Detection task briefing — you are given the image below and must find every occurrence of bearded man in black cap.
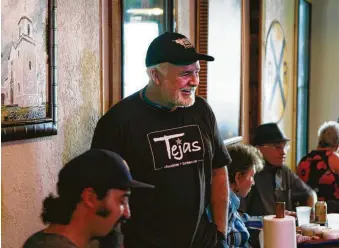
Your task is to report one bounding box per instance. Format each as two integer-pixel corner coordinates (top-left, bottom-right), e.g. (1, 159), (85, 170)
(240, 123), (317, 216)
(92, 32), (231, 248)
(22, 149), (154, 248)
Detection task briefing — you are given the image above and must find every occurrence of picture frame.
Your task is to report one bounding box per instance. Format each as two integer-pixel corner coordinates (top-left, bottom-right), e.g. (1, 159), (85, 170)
(1, 0), (57, 142)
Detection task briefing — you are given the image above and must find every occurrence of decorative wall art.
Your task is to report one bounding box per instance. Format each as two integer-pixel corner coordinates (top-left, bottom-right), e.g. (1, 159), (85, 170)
(1, 0), (57, 142)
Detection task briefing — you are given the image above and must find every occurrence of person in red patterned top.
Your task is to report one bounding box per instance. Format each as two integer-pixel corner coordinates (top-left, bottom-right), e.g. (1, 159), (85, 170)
(297, 121), (339, 212)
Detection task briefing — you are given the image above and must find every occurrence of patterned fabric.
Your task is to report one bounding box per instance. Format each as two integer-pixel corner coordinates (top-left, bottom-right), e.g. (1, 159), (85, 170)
(297, 149), (339, 201)
(227, 190), (263, 248)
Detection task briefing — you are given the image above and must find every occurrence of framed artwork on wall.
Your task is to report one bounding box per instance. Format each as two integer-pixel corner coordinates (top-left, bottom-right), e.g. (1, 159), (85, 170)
(1, 0), (57, 142)
(260, 0), (297, 170)
(262, 20), (288, 123)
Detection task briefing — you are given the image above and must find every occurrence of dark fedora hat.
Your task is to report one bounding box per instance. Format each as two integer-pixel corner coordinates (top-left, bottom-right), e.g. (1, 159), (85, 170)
(253, 123), (290, 146)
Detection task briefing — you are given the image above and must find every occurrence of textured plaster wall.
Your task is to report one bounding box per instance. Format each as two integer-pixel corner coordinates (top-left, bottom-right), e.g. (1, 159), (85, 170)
(1, 1), (101, 247)
(308, 0), (339, 149)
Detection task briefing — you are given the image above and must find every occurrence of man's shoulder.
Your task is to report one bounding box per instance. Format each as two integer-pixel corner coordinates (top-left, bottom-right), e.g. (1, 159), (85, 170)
(281, 164), (300, 176)
(22, 231), (43, 247)
(281, 164), (311, 188)
(100, 92), (140, 120)
(280, 165), (299, 179)
(23, 231), (77, 248)
(194, 95), (209, 107)
(108, 91), (140, 112)
(254, 166), (272, 177)
(253, 171), (271, 188)
(282, 164), (293, 171)
(192, 96), (215, 116)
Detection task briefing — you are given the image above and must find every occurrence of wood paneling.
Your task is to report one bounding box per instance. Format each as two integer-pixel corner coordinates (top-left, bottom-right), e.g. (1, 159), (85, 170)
(196, 0), (209, 99)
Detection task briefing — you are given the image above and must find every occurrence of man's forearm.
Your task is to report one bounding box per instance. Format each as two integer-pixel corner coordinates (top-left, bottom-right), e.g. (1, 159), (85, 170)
(307, 190), (317, 208)
(307, 190), (317, 221)
(211, 166), (229, 234)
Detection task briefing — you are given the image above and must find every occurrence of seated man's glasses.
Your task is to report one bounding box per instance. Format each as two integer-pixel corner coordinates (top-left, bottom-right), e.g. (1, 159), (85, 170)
(262, 143), (290, 151)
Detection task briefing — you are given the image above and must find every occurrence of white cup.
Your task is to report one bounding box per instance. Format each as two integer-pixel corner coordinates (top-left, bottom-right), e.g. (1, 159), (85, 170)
(296, 206), (311, 226)
(327, 213), (339, 228)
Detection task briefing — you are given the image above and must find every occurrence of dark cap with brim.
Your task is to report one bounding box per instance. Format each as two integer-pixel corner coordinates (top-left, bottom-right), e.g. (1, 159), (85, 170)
(119, 179), (155, 189)
(253, 123), (290, 146)
(145, 32), (214, 67)
(57, 149), (154, 197)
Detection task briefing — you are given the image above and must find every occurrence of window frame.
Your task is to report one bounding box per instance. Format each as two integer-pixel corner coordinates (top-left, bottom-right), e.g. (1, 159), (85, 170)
(196, 0), (249, 143)
(100, 0), (175, 114)
(295, 0), (312, 166)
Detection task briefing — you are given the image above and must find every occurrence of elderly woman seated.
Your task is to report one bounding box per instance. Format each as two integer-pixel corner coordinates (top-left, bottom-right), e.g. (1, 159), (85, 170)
(297, 121), (339, 213)
(226, 144), (264, 248)
(226, 144), (319, 248)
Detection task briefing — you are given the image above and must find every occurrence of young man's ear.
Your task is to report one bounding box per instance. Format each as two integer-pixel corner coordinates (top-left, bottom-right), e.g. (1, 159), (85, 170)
(81, 188), (98, 208)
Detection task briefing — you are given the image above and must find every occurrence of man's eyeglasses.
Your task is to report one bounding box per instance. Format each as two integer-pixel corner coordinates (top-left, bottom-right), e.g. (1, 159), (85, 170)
(261, 143), (290, 151)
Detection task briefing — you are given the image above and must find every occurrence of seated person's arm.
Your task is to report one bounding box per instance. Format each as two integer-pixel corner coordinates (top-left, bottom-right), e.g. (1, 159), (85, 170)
(327, 153), (339, 212)
(290, 170), (317, 208)
(329, 152), (339, 174)
(307, 190), (318, 209)
(227, 208), (250, 248)
(239, 212), (263, 229)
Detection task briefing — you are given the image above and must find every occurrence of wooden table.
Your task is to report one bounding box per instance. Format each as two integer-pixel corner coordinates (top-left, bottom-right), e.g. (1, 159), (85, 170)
(297, 239), (339, 247)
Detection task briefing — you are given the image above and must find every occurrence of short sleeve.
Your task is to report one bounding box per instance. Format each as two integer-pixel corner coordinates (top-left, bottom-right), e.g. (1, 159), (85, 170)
(289, 169), (313, 198)
(91, 110), (124, 156)
(212, 120), (232, 169)
(205, 101), (231, 169)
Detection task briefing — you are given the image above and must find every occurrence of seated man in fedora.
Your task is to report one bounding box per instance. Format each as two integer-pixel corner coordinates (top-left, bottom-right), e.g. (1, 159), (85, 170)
(240, 123), (317, 216)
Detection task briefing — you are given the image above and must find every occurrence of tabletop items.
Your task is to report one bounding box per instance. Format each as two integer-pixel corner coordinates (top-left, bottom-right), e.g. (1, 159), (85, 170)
(263, 215), (297, 248)
(263, 202), (297, 248)
(315, 201), (327, 226)
(260, 202), (339, 247)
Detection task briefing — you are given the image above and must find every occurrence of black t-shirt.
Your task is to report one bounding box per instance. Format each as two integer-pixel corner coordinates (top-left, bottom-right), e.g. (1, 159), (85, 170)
(92, 91), (231, 248)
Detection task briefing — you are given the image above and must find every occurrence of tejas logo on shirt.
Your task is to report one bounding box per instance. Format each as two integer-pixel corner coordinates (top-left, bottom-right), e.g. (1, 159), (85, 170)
(147, 125), (205, 170)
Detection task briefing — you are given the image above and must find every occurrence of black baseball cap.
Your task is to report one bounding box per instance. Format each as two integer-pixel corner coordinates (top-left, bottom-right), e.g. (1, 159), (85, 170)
(253, 123), (290, 146)
(57, 149), (154, 198)
(145, 32), (214, 67)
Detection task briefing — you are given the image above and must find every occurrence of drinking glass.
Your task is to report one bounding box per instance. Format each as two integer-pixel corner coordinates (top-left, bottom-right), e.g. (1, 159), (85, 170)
(296, 206), (311, 226)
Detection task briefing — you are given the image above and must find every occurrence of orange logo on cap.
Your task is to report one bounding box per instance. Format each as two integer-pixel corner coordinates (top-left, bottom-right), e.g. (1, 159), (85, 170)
(172, 38), (193, 49)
